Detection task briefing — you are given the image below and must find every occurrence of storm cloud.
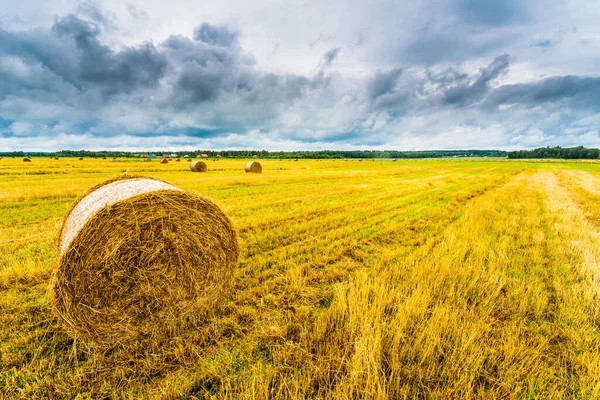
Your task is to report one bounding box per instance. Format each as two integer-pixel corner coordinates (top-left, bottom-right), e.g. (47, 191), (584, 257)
(0, 0), (599, 151)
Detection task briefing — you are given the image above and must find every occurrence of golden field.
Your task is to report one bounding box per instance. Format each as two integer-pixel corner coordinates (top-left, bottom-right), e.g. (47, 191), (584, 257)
(2, 157), (600, 399)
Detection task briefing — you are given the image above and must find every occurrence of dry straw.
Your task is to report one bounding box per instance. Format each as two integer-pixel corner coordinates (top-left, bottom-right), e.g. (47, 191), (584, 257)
(190, 161), (207, 172)
(49, 175), (239, 347)
(160, 158), (168, 164)
(23, 157), (31, 162)
(245, 161), (262, 173)
(78, 157), (84, 160)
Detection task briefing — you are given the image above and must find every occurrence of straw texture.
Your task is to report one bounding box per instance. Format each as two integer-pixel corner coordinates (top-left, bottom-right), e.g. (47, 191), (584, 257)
(50, 175), (239, 347)
(244, 161), (262, 173)
(190, 161), (207, 172)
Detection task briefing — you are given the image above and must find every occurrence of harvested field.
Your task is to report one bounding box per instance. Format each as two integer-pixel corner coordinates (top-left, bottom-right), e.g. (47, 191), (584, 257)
(3, 158), (600, 398)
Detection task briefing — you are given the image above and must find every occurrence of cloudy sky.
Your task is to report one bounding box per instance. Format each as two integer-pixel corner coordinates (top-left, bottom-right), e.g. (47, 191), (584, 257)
(0, 0), (599, 151)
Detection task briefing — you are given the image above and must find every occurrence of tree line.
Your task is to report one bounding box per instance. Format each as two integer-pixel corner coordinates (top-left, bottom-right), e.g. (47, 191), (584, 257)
(5, 147), (600, 159)
(0, 149), (507, 159)
(507, 146), (600, 159)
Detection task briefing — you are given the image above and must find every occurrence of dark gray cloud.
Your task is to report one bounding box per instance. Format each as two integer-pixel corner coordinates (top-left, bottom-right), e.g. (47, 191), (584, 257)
(484, 75), (600, 111)
(442, 54), (512, 106)
(0, 3), (599, 151)
(193, 22), (238, 48)
(322, 47), (340, 67)
(52, 14), (167, 93)
(403, 22), (516, 65)
(0, 14), (166, 97)
(367, 68), (402, 99)
(454, 0), (526, 26)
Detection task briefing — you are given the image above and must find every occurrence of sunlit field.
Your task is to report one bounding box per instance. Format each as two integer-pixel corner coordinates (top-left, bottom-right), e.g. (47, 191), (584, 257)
(3, 157), (600, 398)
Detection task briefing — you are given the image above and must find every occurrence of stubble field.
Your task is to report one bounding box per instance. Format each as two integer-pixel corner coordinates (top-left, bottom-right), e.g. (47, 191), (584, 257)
(2, 157), (600, 399)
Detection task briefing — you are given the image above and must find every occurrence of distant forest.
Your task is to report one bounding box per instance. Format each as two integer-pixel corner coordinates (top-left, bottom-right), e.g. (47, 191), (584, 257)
(507, 146), (600, 159)
(4, 147), (599, 159)
(0, 149), (507, 159)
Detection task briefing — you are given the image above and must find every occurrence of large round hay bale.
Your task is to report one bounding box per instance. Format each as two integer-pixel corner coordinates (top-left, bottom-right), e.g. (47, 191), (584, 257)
(190, 161), (207, 172)
(49, 175), (239, 347)
(176, 158), (181, 162)
(245, 161), (262, 173)
(23, 157), (31, 162)
(78, 157), (83, 160)
(160, 158), (168, 164)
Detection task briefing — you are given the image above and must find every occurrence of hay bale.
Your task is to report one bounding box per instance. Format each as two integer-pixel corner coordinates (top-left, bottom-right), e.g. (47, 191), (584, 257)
(190, 161), (207, 172)
(54, 157), (59, 160)
(392, 159), (397, 162)
(176, 158), (181, 162)
(245, 161), (262, 173)
(23, 157), (31, 162)
(160, 158), (168, 164)
(78, 157), (84, 160)
(49, 175), (239, 347)
(187, 158), (192, 162)
(102, 157), (107, 160)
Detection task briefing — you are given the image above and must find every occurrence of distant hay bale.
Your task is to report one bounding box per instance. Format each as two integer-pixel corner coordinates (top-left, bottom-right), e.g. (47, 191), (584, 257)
(78, 157), (83, 160)
(245, 161), (262, 173)
(294, 159), (298, 161)
(392, 159), (397, 162)
(190, 161), (207, 172)
(176, 158), (181, 162)
(187, 158), (192, 162)
(144, 158), (151, 162)
(102, 157), (107, 160)
(358, 159), (363, 162)
(54, 157), (59, 160)
(160, 158), (168, 164)
(49, 175), (239, 347)
(23, 157), (31, 162)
